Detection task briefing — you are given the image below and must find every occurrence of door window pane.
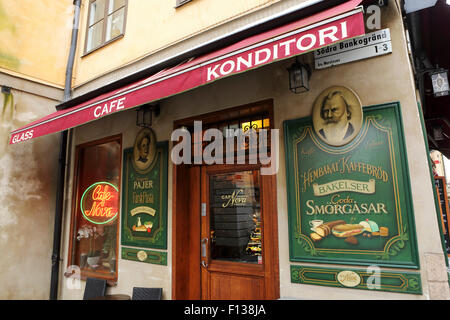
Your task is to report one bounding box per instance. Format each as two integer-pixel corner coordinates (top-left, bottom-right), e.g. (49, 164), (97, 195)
(209, 171), (262, 263)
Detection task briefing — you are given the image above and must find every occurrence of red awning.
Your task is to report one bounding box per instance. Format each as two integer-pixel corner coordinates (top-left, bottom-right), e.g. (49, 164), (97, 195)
(10, 0), (364, 144)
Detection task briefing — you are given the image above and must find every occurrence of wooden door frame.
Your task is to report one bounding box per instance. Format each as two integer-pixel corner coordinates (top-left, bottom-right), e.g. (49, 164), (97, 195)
(172, 164), (202, 299)
(171, 100), (279, 300)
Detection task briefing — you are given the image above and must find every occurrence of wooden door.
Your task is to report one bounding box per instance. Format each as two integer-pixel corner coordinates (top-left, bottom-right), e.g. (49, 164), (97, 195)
(200, 164), (279, 300)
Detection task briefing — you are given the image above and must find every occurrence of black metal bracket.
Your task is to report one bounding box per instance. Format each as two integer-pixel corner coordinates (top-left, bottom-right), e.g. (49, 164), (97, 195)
(1, 86), (11, 94)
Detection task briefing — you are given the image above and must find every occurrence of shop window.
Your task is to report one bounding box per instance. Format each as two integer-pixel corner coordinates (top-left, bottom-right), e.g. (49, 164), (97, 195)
(85, 0), (128, 54)
(67, 135), (122, 282)
(175, 0), (193, 8)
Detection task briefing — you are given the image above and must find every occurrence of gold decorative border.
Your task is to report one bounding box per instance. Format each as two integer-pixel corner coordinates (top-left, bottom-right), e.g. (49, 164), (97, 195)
(291, 265), (422, 294)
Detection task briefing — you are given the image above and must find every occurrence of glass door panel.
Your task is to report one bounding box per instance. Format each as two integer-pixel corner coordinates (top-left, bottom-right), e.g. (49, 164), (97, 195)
(209, 170), (262, 264)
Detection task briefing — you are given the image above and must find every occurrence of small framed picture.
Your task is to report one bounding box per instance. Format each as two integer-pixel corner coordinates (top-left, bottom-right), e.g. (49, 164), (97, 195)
(132, 127), (157, 173)
(312, 86), (363, 147)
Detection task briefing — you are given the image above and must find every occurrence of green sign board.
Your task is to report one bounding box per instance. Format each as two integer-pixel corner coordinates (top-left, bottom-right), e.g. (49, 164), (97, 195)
(284, 103), (419, 268)
(291, 265), (422, 294)
(121, 247), (167, 266)
(121, 141), (168, 249)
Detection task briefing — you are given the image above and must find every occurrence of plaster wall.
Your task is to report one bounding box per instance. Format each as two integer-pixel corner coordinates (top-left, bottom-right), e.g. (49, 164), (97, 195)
(0, 84), (60, 299)
(59, 4), (449, 300)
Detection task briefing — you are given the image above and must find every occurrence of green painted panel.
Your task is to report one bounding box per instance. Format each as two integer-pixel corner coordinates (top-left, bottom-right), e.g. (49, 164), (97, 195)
(121, 247), (167, 266)
(121, 141), (168, 249)
(284, 103), (419, 268)
(291, 265), (422, 295)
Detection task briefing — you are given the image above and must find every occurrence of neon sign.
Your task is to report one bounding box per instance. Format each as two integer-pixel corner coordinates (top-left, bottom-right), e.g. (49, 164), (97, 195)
(81, 182), (119, 225)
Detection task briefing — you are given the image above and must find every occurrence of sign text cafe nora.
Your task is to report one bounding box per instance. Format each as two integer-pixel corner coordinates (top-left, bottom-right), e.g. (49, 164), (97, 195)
(9, 8), (365, 145)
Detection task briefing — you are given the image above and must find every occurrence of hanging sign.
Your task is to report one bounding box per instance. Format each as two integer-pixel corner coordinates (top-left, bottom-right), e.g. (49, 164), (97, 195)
(314, 28), (392, 69)
(80, 182), (119, 225)
(284, 88), (419, 268)
(121, 141), (168, 249)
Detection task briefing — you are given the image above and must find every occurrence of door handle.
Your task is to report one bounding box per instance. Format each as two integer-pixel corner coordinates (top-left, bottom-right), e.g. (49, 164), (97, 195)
(201, 237), (208, 268)
(201, 203), (206, 217)
(201, 237), (208, 258)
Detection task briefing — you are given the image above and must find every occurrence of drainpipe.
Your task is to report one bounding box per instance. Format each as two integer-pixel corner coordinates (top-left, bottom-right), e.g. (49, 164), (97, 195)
(64, 0), (82, 101)
(50, 0), (81, 300)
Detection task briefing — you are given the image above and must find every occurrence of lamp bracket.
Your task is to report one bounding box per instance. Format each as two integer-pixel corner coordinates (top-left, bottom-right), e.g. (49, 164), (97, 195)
(1, 86), (11, 94)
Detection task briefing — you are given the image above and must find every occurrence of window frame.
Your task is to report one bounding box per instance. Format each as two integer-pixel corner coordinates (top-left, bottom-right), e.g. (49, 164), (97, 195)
(173, 99), (274, 164)
(83, 0), (128, 56)
(66, 134), (123, 284)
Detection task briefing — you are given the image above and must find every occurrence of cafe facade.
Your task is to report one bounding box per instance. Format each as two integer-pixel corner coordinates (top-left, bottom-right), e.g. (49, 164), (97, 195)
(9, 0), (450, 299)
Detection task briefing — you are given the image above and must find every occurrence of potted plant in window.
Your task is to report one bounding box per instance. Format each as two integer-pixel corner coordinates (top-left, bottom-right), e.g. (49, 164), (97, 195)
(77, 224), (104, 268)
(101, 225), (117, 273)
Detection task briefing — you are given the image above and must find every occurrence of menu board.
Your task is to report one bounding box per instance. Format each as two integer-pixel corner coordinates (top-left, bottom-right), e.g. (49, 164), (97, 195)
(435, 176), (450, 256)
(284, 103), (419, 268)
(121, 142), (168, 249)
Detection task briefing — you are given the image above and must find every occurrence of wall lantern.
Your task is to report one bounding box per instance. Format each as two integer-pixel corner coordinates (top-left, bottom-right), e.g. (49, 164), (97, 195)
(136, 104), (160, 127)
(430, 69), (449, 97)
(287, 58), (311, 94)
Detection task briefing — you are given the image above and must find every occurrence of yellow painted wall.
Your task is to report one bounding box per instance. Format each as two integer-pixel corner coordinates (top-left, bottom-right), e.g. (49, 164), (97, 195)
(0, 0), (73, 88)
(74, 0), (284, 87)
